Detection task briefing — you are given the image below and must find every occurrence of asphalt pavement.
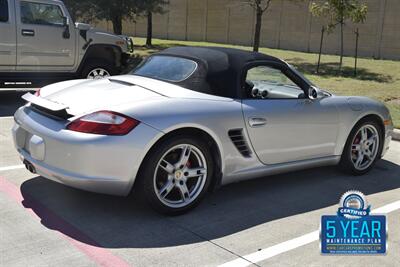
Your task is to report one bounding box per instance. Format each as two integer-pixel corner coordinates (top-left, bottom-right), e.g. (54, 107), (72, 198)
(1, 91), (399, 267)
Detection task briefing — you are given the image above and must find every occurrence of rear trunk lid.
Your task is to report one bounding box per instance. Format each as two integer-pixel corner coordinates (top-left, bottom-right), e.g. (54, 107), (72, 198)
(25, 75), (232, 118)
(36, 77), (165, 116)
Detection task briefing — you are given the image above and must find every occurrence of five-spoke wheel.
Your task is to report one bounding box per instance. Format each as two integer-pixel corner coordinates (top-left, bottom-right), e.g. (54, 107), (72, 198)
(340, 120), (382, 175)
(154, 144), (208, 208)
(140, 136), (213, 215)
(350, 125), (380, 171)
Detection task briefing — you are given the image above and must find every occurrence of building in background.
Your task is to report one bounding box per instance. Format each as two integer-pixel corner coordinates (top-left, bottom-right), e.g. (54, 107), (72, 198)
(95, 0), (399, 60)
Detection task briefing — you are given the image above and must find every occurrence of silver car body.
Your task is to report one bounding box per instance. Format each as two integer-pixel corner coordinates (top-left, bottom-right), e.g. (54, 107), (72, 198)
(12, 71), (394, 196)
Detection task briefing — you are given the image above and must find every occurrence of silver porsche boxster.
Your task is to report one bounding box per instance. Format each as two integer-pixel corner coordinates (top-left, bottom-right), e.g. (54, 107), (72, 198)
(12, 47), (394, 214)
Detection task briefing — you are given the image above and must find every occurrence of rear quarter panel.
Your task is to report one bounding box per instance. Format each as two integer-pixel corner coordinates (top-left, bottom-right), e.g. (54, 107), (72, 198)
(114, 98), (264, 180)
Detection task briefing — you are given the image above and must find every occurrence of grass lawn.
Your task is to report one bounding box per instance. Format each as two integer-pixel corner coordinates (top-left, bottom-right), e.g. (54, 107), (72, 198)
(131, 37), (400, 128)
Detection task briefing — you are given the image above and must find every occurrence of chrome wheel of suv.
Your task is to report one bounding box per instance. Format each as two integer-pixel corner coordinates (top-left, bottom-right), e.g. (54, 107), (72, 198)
(87, 68), (111, 79)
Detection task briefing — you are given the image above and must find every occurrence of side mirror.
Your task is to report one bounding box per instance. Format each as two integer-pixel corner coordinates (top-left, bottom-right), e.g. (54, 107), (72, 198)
(307, 86), (318, 100)
(62, 16), (69, 26)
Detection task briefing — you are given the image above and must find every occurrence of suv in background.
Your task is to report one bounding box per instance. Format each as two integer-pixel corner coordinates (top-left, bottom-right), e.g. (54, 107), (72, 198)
(0, 0), (133, 88)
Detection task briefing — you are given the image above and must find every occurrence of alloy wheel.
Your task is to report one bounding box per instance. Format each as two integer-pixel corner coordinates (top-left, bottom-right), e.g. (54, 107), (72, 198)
(153, 144), (208, 208)
(350, 124), (380, 171)
(87, 68), (111, 79)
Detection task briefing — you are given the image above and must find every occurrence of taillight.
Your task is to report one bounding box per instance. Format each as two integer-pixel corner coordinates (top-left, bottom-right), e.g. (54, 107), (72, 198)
(67, 111), (140, 135)
(34, 89), (41, 96)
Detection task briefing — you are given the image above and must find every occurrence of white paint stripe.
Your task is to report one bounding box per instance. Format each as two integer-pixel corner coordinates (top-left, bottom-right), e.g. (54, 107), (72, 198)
(0, 116), (14, 119)
(219, 231), (319, 267)
(0, 165), (25, 172)
(219, 200), (400, 267)
(372, 200), (400, 214)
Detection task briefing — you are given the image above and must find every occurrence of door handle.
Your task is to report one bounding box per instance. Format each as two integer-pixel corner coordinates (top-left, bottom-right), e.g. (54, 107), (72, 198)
(21, 29), (35, 36)
(249, 117), (267, 127)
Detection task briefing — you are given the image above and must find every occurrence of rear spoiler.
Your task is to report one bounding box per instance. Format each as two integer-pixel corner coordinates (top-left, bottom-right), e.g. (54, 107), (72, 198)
(22, 93), (68, 111)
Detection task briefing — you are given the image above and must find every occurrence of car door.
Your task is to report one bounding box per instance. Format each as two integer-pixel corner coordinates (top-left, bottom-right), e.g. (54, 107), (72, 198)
(241, 63), (339, 165)
(16, 0), (75, 71)
(0, 0), (17, 71)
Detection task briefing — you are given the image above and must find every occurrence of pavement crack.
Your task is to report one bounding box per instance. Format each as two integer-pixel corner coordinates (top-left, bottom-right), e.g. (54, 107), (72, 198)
(168, 219), (261, 267)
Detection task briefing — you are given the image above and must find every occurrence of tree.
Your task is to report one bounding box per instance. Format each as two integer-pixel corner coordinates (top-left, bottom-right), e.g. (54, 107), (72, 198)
(63, 0), (97, 23)
(310, 0), (367, 71)
(64, 0), (139, 35)
(240, 1), (302, 52)
(92, 0), (139, 35)
(240, 0), (272, 52)
(137, 0), (168, 47)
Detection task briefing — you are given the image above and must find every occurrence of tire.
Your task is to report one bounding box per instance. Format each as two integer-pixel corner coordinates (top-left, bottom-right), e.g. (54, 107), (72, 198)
(138, 135), (214, 215)
(339, 119), (383, 175)
(81, 59), (118, 79)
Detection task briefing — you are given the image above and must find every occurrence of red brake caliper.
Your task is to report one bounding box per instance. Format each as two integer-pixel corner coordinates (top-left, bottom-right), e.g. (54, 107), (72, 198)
(186, 160), (191, 168)
(352, 135), (361, 159)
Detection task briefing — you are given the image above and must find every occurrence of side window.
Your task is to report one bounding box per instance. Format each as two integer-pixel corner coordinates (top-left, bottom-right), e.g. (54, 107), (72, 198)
(0, 0), (8, 22)
(20, 1), (64, 26)
(245, 65), (304, 99)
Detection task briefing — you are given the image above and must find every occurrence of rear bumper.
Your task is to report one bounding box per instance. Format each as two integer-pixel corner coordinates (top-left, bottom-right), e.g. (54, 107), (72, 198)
(18, 149), (132, 195)
(12, 106), (162, 196)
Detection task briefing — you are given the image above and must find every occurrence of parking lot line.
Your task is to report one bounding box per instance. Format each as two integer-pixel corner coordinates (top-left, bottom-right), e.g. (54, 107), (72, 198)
(0, 165), (25, 172)
(372, 200), (400, 214)
(219, 200), (400, 267)
(0, 176), (131, 267)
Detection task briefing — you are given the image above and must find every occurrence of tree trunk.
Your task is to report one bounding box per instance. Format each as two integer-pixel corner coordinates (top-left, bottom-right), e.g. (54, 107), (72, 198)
(253, 8), (262, 52)
(146, 11), (153, 47)
(112, 14), (123, 35)
(317, 26), (325, 74)
(339, 21), (344, 72)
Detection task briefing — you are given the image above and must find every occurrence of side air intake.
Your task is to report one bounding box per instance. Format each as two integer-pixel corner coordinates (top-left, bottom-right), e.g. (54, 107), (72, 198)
(228, 129), (252, 157)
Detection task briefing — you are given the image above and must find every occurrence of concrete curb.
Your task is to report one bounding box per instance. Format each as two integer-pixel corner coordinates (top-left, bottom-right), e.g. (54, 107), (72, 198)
(393, 129), (400, 141)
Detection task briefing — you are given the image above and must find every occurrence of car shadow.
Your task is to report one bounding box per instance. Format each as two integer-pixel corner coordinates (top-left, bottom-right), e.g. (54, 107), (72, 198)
(20, 159), (400, 249)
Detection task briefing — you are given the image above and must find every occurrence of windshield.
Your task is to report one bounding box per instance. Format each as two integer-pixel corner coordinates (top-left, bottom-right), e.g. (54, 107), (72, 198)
(131, 55), (198, 82)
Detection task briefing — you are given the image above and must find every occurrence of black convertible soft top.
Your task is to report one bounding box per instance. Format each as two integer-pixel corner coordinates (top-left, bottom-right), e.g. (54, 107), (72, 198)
(155, 46), (284, 98)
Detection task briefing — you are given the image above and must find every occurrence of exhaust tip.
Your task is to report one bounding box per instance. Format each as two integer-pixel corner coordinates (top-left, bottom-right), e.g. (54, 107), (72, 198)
(23, 160), (36, 174)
